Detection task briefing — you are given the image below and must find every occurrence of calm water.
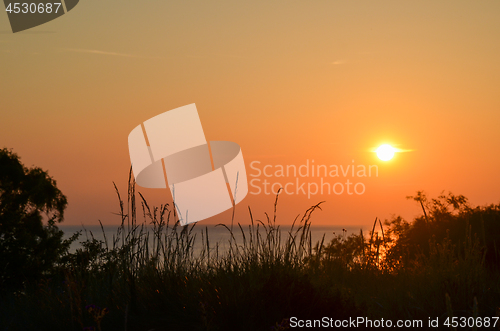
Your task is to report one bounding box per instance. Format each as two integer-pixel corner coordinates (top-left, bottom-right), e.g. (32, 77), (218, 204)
(61, 224), (369, 256)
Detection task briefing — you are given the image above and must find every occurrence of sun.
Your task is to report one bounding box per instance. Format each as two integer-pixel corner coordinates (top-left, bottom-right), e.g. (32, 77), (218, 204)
(376, 144), (396, 161)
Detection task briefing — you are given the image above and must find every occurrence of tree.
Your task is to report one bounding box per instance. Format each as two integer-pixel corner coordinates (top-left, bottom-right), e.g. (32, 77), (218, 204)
(0, 148), (75, 291)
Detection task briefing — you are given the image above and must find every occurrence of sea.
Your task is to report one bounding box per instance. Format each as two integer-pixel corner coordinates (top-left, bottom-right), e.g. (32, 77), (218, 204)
(60, 224), (370, 256)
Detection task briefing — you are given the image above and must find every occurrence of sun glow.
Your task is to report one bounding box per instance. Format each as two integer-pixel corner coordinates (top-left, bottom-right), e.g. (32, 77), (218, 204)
(376, 144), (396, 161)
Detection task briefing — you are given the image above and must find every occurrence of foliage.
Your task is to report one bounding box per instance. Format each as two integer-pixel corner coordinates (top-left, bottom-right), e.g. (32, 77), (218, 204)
(0, 165), (499, 330)
(0, 148), (78, 291)
(317, 191), (500, 321)
(392, 191), (500, 269)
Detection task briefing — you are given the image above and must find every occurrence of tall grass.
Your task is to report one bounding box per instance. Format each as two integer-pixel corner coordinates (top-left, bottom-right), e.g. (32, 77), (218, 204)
(1, 176), (499, 331)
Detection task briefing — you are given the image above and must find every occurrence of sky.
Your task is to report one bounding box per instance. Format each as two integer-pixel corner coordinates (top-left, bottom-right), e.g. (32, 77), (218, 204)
(1, 0), (500, 227)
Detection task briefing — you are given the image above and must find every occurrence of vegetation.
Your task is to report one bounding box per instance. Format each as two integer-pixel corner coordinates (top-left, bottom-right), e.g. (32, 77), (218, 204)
(0, 148), (78, 291)
(0, 150), (499, 330)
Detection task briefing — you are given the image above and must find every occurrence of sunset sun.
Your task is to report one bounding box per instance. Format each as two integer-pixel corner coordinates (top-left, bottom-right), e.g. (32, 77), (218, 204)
(376, 144), (396, 161)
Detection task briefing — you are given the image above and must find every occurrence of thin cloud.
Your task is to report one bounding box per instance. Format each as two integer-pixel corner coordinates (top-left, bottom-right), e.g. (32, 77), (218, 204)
(331, 60), (346, 65)
(63, 48), (164, 59)
(247, 154), (289, 159)
(186, 53), (250, 59)
(368, 146), (414, 153)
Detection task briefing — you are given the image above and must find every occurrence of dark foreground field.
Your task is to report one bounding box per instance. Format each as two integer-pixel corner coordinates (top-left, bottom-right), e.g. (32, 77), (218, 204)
(1, 181), (500, 331)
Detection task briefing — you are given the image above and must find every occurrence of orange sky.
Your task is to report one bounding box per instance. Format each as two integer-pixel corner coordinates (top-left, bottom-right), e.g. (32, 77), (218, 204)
(1, 1), (500, 227)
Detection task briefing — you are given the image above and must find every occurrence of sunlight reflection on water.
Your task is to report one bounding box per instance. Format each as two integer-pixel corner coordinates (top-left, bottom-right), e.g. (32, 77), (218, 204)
(61, 224), (369, 256)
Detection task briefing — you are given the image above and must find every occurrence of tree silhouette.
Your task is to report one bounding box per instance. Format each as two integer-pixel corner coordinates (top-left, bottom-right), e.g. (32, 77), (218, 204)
(0, 148), (75, 291)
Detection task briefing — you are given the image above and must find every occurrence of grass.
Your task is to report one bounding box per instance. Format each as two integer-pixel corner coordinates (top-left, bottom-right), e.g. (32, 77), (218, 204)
(1, 175), (500, 331)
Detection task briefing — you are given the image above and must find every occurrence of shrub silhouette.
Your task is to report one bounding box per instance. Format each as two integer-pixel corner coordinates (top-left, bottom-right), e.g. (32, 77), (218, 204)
(386, 191), (500, 270)
(0, 148), (77, 291)
(0, 164), (498, 329)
